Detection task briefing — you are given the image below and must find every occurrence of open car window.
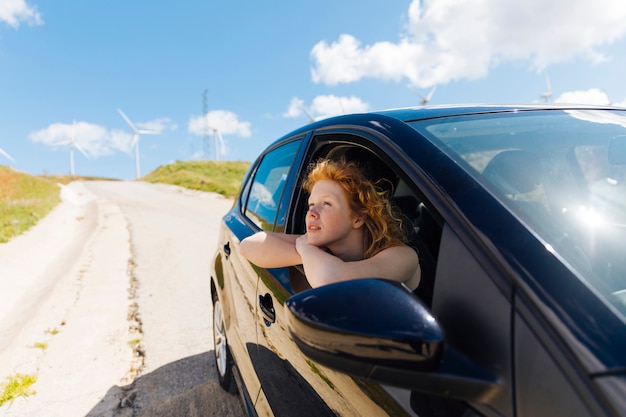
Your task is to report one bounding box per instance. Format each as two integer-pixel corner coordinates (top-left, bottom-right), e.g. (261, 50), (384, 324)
(292, 140), (443, 305)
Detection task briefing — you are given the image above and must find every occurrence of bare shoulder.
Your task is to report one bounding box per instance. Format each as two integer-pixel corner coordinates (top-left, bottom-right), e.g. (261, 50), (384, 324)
(375, 243), (418, 260)
(372, 244), (421, 290)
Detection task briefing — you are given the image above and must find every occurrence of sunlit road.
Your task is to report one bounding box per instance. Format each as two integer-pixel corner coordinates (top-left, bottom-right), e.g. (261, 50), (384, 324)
(0, 181), (244, 416)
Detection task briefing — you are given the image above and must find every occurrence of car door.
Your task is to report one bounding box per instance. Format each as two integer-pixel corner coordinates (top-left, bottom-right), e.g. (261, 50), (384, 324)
(221, 138), (304, 415)
(254, 132), (421, 416)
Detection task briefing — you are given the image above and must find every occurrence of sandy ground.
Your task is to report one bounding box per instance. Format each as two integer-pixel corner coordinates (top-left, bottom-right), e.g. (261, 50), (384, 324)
(0, 181), (244, 416)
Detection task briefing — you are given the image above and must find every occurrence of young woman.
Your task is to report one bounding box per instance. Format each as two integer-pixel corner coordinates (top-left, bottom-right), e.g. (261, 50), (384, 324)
(239, 158), (421, 291)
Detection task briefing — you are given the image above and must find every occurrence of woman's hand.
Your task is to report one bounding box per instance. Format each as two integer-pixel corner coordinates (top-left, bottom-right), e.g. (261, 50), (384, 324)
(295, 233), (313, 254)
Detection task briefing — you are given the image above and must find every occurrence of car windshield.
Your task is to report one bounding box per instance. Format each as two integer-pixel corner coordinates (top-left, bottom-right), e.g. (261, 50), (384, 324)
(410, 109), (626, 319)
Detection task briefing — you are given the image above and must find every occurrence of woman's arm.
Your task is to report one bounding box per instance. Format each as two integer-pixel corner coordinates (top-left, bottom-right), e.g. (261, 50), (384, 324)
(295, 234), (420, 289)
(239, 231), (303, 268)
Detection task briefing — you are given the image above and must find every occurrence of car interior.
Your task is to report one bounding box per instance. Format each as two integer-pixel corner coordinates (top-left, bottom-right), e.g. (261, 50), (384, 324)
(288, 143), (443, 307)
(455, 138), (626, 317)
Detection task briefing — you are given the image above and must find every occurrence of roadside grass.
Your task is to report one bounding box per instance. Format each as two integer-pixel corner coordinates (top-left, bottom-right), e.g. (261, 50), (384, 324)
(142, 160), (250, 198)
(128, 338), (141, 348)
(0, 161), (249, 244)
(0, 166), (62, 243)
(31, 342), (48, 350)
(0, 373), (37, 407)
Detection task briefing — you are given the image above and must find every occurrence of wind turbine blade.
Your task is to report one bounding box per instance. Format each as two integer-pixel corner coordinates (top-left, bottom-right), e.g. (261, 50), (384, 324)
(302, 106), (315, 123)
(416, 86), (437, 104)
(545, 72), (552, 92)
(137, 129), (159, 135)
(118, 108), (138, 132)
(73, 142), (90, 159)
(426, 86), (437, 101)
(131, 133), (139, 150)
(217, 131), (226, 155)
(0, 147), (16, 163)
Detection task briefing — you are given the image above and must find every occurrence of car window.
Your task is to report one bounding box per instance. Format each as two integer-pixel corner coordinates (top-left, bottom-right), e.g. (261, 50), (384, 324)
(244, 140), (301, 231)
(410, 110), (626, 319)
(299, 141), (444, 305)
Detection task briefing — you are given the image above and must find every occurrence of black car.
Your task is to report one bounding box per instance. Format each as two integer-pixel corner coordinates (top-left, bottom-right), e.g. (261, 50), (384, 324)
(210, 105), (626, 417)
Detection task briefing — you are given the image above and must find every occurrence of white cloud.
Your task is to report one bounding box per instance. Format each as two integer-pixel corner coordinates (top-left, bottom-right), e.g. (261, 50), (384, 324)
(136, 117), (177, 134)
(284, 95), (370, 121)
(283, 97), (306, 118)
(554, 88), (612, 106)
(29, 122), (134, 158)
(0, 0), (42, 28)
(188, 110), (251, 137)
(311, 95), (370, 120)
(311, 0), (626, 88)
(613, 99), (626, 108)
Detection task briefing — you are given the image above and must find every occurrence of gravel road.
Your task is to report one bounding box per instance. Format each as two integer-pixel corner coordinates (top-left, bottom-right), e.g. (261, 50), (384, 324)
(0, 181), (245, 417)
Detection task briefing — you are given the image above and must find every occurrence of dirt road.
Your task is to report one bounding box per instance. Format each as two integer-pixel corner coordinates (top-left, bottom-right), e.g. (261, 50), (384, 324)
(0, 181), (244, 416)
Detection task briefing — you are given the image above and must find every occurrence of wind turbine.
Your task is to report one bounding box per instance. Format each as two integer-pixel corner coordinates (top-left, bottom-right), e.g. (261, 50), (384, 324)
(301, 104), (316, 123)
(417, 86), (437, 105)
(209, 127), (226, 161)
(0, 147), (15, 164)
(540, 71), (553, 102)
(65, 121), (89, 176)
(118, 109), (159, 178)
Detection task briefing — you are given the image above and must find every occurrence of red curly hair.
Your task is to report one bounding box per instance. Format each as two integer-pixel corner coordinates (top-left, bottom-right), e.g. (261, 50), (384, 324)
(302, 158), (406, 258)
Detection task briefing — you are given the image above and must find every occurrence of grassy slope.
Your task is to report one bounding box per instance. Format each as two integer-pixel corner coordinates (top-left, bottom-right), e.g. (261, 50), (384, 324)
(142, 160), (250, 198)
(0, 166), (63, 243)
(0, 161), (249, 243)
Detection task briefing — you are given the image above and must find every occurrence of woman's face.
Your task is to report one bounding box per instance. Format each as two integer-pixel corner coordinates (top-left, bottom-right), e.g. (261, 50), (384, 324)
(306, 179), (363, 248)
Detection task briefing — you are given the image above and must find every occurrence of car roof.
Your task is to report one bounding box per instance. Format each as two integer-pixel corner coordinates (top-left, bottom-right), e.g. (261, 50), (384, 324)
(374, 103), (625, 121)
(281, 103), (625, 138)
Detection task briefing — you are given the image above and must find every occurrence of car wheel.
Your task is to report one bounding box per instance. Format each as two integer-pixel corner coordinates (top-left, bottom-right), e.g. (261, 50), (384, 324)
(213, 296), (236, 393)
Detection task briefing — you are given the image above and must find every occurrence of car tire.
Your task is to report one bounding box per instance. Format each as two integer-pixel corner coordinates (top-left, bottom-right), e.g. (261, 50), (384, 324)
(213, 296), (237, 394)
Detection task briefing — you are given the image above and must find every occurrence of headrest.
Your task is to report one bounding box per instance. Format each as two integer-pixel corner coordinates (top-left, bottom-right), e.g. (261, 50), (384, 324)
(483, 150), (542, 195)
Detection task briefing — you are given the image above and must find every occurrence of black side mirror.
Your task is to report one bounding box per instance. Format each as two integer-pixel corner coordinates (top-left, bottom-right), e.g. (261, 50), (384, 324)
(287, 279), (501, 404)
(286, 279), (444, 377)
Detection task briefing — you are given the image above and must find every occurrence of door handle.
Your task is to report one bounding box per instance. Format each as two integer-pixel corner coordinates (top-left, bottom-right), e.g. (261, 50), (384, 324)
(259, 293), (275, 326)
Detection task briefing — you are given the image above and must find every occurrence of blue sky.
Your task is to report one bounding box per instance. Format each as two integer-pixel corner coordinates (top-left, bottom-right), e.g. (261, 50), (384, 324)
(2, 0), (626, 180)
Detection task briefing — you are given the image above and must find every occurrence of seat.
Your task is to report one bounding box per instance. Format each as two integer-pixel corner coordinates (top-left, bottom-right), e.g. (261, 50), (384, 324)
(391, 195), (440, 307)
(483, 150), (543, 197)
(483, 149), (551, 221)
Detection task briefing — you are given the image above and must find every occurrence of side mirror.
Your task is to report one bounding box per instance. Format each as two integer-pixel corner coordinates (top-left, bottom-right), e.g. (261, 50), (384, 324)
(286, 279), (444, 376)
(286, 279), (501, 403)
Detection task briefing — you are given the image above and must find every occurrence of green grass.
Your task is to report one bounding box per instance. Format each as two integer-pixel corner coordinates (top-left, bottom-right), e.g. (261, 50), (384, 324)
(128, 338), (141, 348)
(142, 160), (250, 198)
(45, 328), (59, 335)
(31, 342), (48, 350)
(0, 166), (62, 243)
(0, 373), (37, 407)
(0, 161), (249, 244)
